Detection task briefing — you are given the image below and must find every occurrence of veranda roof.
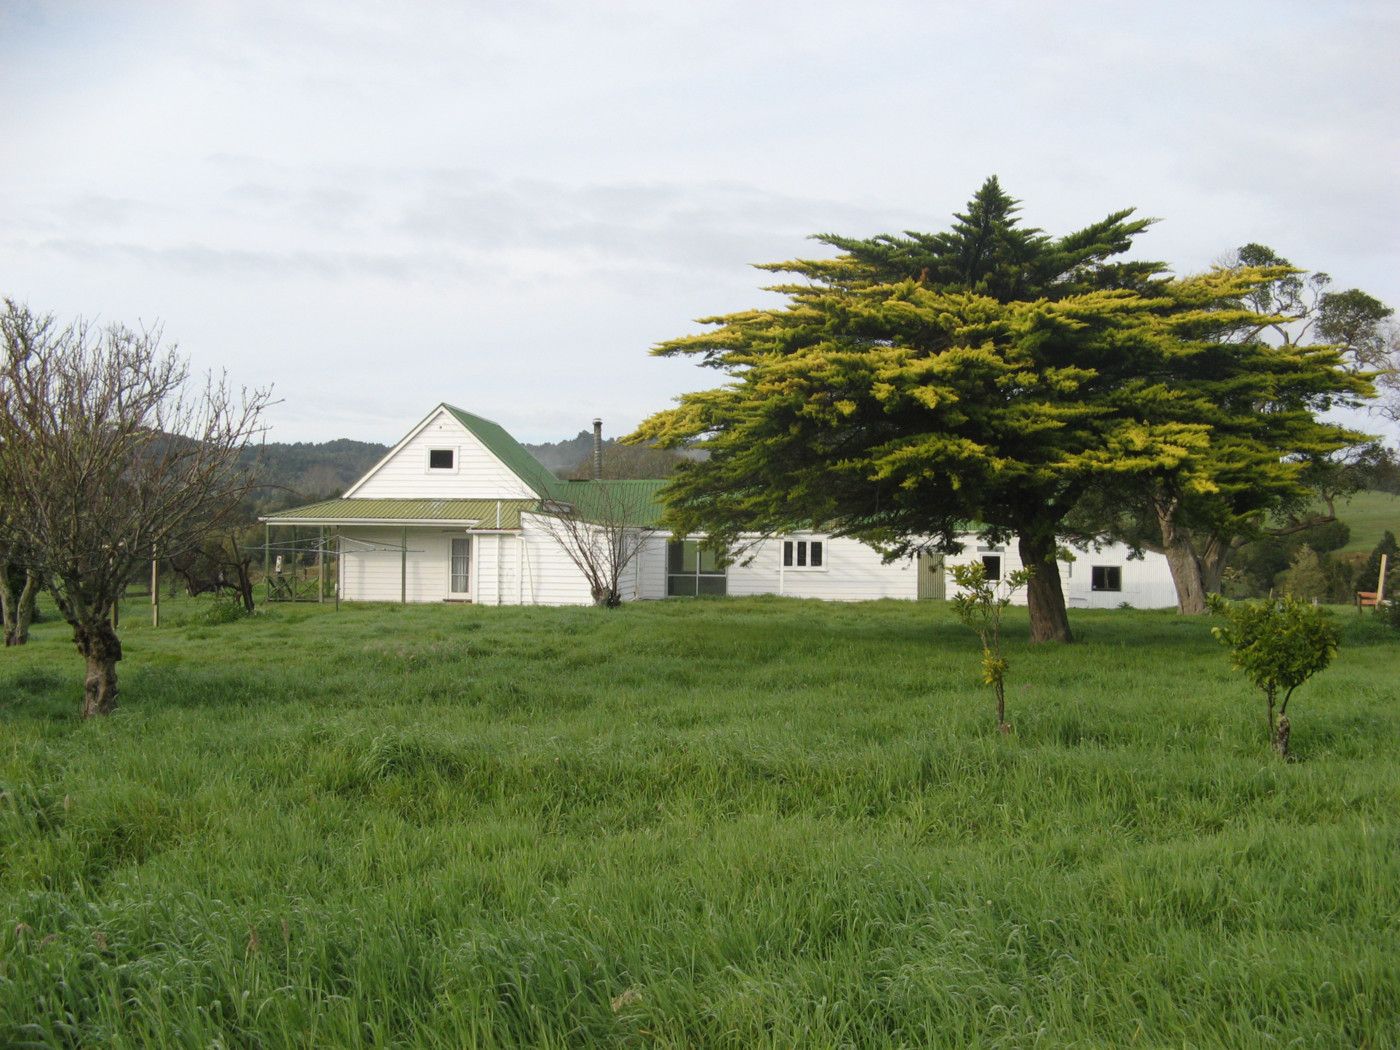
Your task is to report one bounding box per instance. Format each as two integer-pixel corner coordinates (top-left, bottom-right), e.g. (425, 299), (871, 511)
(261, 498), (538, 528)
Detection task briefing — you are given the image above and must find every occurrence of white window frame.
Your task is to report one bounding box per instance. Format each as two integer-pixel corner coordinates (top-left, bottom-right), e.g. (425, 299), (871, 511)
(426, 446), (460, 474)
(782, 538), (827, 572)
(447, 535), (473, 599)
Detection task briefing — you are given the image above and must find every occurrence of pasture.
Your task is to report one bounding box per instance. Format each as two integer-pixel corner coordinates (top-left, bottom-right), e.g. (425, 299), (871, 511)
(2, 597), (1397, 1048)
(1334, 489), (1400, 554)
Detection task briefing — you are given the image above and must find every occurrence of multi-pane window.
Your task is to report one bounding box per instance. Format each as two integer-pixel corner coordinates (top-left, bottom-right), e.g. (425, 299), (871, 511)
(782, 539), (824, 570)
(1091, 565), (1122, 592)
(428, 448), (455, 470)
(667, 541), (726, 596)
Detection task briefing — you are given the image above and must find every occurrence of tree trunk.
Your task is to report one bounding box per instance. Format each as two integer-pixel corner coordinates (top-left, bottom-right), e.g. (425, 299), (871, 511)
(1273, 714), (1291, 759)
(1, 569), (37, 646)
(234, 558), (255, 613)
(994, 677), (1009, 733)
(1017, 531), (1072, 643)
(1199, 533), (1234, 596)
(1154, 497), (1208, 615)
(73, 619), (122, 718)
(1163, 539), (1208, 614)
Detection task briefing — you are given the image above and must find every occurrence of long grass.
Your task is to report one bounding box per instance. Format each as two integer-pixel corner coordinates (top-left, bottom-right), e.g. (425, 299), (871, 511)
(2, 597), (1398, 1048)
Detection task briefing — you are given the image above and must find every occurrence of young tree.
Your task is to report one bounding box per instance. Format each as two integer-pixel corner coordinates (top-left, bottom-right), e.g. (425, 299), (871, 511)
(633, 180), (1328, 642)
(0, 300), (269, 717)
(950, 562), (1033, 732)
(1209, 594), (1339, 758)
(1279, 545), (1328, 602)
(531, 481), (661, 607)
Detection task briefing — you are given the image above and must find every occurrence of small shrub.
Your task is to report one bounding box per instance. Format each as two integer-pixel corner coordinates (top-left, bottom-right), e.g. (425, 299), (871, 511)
(201, 592), (252, 625)
(1381, 596), (1400, 633)
(950, 561), (1033, 733)
(1208, 594), (1339, 758)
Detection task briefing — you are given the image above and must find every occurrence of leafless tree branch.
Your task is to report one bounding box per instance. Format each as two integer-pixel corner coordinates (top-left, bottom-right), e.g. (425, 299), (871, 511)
(531, 485), (656, 607)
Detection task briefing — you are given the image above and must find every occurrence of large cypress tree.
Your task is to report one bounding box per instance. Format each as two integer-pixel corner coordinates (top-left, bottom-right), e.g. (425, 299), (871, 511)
(636, 179), (1271, 642)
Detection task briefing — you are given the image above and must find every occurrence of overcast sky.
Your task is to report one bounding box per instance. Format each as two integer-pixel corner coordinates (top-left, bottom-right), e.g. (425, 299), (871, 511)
(3, 0), (1397, 444)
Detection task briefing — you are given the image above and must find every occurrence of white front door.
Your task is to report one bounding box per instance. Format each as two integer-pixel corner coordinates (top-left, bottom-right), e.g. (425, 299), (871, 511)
(449, 537), (472, 599)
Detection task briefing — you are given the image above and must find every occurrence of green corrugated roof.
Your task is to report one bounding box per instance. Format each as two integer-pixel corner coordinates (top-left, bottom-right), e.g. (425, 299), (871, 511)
(553, 479), (669, 528)
(262, 498), (536, 528)
(440, 406), (670, 526)
(442, 405), (564, 499)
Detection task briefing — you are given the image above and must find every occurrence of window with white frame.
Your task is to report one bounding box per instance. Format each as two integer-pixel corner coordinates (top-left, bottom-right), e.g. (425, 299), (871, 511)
(427, 448), (456, 471)
(782, 538), (824, 570)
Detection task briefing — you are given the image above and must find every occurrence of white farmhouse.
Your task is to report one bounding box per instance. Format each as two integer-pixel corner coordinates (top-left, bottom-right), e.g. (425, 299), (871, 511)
(262, 404), (1178, 609)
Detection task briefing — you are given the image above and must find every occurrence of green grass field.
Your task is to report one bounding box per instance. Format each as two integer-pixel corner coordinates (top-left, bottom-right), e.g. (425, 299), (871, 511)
(2, 597), (1398, 1048)
(1336, 490), (1400, 554)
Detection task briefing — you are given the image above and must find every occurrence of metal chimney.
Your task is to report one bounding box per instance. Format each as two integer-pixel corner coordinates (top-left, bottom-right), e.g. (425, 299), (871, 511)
(592, 418), (603, 480)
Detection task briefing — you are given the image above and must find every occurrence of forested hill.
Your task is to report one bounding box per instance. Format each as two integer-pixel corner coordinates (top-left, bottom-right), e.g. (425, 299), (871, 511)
(242, 439), (389, 506)
(525, 431), (597, 474)
(244, 433), (685, 508)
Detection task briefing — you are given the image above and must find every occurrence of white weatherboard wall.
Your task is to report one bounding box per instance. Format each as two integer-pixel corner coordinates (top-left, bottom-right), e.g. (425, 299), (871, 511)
(635, 534), (669, 600)
(727, 536), (918, 601)
(473, 534), (523, 606)
(516, 517), (669, 605)
(944, 539), (1177, 610)
(519, 514), (600, 606)
(349, 409), (535, 500)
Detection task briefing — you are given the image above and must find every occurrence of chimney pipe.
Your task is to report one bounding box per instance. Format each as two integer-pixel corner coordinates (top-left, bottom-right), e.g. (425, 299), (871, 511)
(592, 418), (603, 480)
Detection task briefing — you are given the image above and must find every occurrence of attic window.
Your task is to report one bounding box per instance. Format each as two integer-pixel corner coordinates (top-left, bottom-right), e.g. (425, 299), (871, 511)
(428, 448), (455, 470)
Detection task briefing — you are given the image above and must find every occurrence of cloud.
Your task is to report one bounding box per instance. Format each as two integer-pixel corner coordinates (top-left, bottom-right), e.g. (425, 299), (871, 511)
(0, 0), (1395, 443)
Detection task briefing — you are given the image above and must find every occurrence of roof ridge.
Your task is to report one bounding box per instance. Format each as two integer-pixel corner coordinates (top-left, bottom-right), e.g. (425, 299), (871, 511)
(440, 404), (563, 499)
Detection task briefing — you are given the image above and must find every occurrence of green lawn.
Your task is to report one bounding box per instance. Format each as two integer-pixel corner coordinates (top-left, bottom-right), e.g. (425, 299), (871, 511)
(2, 597), (1398, 1048)
(1337, 489), (1400, 554)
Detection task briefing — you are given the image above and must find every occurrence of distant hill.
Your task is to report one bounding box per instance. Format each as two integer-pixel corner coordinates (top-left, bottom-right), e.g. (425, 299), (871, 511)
(243, 439), (388, 508)
(525, 432), (687, 479)
(524, 431), (598, 474)
(1334, 490), (1400, 554)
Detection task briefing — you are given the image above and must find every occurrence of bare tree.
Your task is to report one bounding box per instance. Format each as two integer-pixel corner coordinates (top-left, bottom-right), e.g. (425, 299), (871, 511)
(0, 300), (269, 716)
(168, 519), (260, 613)
(532, 483), (657, 607)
